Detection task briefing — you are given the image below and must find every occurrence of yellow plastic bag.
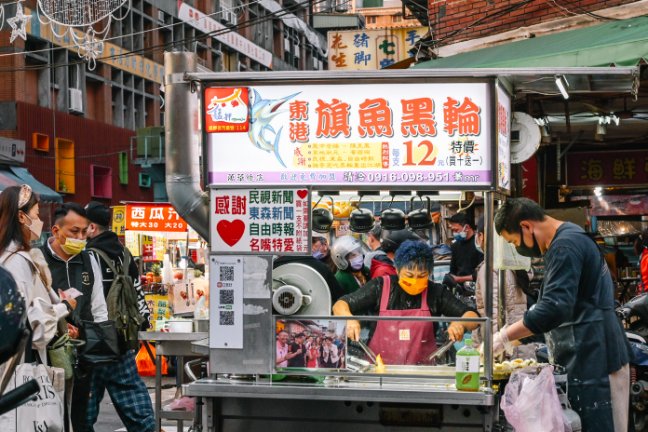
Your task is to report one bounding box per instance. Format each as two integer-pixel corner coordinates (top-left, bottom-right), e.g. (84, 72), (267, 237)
(136, 343), (168, 376)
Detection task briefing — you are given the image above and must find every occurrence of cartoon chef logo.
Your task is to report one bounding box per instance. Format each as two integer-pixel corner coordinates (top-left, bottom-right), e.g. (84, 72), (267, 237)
(204, 87), (250, 133)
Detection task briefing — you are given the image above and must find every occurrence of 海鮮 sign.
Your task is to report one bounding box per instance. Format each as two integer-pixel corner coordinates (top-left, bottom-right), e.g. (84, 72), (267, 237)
(209, 187), (311, 254)
(206, 82), (492, 188)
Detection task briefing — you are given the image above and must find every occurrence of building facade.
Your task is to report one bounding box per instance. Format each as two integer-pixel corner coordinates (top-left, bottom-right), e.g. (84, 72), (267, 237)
(0, 0), (325, 207)
(417, 0), (648, 207)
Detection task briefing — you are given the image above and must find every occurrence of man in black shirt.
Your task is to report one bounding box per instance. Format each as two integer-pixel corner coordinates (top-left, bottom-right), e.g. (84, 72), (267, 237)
(286, 333), (307, 367)
(445, 212), (483, 287)
(493, 198), (630, 431)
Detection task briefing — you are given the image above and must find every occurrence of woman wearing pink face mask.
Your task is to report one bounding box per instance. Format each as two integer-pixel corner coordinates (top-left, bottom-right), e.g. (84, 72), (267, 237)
(0, 185), (76, 363)
(333, 240), (479, 365)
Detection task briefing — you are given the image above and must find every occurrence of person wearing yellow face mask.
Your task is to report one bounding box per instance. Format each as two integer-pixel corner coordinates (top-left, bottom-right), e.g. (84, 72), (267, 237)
(41, 202), (108, 432)
(333, 240), (479, 365)
(42, 202), (108, 330)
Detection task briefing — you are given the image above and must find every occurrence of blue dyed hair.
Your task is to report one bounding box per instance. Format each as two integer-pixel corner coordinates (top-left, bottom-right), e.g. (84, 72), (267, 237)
(394, 240), (434, 273)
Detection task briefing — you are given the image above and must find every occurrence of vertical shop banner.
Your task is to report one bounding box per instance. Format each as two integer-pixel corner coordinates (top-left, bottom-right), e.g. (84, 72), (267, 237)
(124, 232), (140, 257)
(141, 235), (156, 262)
(210, 256), (244, 349)
(125, 203), (188, 232)
(209, 188), (311, 254)
(496, 85), (511, 192)
(112, 205), (126, 236)
(521, 157), (539, 202)
(206, 83), (492, 187)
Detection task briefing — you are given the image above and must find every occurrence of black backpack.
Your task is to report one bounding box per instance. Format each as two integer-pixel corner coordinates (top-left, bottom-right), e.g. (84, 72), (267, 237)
(90, 248), (144, 351)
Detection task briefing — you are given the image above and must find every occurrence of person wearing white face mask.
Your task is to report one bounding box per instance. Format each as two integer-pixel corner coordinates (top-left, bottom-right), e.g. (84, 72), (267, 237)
(331, 235), (369, 295)
(0, 185), (76, 364)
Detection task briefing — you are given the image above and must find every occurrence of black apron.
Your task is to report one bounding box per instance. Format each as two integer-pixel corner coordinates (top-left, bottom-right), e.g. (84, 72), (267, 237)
(543, 245), (622, 431)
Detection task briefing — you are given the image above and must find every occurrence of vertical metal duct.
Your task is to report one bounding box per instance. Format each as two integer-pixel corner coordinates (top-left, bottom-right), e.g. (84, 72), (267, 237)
(164, 51), (210, 240)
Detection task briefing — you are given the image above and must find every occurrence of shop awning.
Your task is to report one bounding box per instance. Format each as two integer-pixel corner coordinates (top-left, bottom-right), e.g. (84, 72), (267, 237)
(0, 167), (20, 189)
(0, 166), (62, 203)
(413, 15), (648, 69)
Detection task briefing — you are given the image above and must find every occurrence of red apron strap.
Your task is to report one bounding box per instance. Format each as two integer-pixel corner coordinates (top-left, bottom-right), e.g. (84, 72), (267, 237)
(379, 275), (391, 312)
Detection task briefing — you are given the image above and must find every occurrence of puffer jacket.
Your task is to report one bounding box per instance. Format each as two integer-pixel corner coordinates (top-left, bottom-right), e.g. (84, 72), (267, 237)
(369, 255), (397, 279)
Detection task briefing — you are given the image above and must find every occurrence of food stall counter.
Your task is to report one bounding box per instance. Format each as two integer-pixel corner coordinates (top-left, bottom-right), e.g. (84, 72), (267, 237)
(184, 376), (495, 406)
(184, 376), (495, 432)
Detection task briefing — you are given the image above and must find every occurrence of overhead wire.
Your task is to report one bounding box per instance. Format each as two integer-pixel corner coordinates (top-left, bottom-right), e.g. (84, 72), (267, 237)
(557, 0), (618, 21)
(0, 0), (331, 73)
(546, 0), (578, 17)
(0, 0), (270, 60)
(432, 0), (535, 45)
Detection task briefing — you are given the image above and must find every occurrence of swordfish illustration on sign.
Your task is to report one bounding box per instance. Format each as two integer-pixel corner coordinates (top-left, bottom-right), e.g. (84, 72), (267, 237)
(248, 89), (300, 167)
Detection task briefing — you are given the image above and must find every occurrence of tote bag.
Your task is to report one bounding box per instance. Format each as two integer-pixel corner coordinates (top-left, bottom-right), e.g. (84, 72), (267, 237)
(0, 363), (65, 432)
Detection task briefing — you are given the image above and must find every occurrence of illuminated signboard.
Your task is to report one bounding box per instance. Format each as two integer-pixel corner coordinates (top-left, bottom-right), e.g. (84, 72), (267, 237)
(125, 203), (188, 232)
(206, 82), (493, 188)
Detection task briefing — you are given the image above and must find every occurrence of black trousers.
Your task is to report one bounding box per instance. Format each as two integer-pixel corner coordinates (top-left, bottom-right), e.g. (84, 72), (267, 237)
(70, 363), (93, 432)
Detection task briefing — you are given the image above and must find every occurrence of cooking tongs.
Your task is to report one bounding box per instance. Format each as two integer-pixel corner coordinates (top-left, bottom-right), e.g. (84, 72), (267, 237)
(352, 339), (377, 364)
(426, 340), (454, 362)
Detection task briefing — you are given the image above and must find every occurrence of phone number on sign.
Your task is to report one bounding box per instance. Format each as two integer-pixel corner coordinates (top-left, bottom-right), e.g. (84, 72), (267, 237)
(358, 172), (477, 183)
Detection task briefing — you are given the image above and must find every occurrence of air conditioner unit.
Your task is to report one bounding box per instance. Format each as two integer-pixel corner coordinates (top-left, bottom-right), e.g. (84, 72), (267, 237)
(335, 0), (349, 12)
(294, 48), (300, 58)
(221, 10), (237, 26)
(312, 57), (318, 70)
(69, 88), (83, 114)
(284, 38), (290, 52)
(157, 10), (165, 23)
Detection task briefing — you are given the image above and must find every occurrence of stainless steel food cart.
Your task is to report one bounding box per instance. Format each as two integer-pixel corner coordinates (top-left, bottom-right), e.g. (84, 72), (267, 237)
(162, 51), (638, 431)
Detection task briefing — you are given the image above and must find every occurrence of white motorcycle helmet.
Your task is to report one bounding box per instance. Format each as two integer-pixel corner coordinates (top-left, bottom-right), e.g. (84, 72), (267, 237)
(331, 236), (366, 271)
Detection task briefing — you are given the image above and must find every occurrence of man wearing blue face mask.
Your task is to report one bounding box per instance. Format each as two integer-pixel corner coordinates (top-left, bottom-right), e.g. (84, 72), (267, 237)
(444, 212), (483, 288)
(311, 233), (337, 274)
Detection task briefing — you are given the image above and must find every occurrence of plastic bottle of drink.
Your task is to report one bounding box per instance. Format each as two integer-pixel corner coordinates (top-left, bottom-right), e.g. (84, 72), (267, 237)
(455, 338), (480, 391)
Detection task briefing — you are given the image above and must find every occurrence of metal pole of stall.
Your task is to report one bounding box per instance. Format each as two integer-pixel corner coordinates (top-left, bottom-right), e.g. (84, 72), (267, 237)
(498, 270), (507, 330)
(483, 192), (494, 386)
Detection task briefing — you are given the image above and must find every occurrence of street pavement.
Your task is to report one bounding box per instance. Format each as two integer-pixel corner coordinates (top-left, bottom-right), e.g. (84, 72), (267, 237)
(93, 376), (192, 432)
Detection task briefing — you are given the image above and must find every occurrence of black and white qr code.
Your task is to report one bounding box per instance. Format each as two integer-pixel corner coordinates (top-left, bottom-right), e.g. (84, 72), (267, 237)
(219, 289), (234, 305)
(219, 311), (234, 326)
(219, 265), (234, 281)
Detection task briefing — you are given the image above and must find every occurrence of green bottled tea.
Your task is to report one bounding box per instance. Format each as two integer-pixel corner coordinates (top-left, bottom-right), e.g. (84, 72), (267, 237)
(455, 338), (480, 391)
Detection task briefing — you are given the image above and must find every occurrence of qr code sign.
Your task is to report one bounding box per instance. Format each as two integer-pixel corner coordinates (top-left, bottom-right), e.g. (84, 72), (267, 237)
(219, 311), (234, 326)
(219, 289), (234, 305)
(220, 265), (234, 281)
